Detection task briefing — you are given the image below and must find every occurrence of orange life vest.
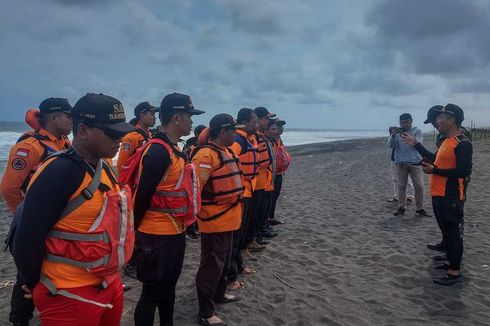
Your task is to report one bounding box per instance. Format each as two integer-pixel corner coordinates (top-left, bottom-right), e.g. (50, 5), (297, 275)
(431, 135), (469, 200)
(234, 130), (258, 181)
(119, 138), (200, 228)
(42, 158), (134, 289)
(25, 108), (41, 131)
(256, 133), (271, 169)
(192, 143), (244, 221)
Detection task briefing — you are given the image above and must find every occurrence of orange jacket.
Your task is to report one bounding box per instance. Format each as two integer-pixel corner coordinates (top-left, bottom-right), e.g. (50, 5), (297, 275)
(116, 124), (152, 174)
(255, 132), (272, 190)
(192, 142), (244, 233)
(265, 137), (276, 192)
(0, 128), (70, 213)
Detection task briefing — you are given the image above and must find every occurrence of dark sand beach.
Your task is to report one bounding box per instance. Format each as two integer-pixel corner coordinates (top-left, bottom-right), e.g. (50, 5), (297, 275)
(1, 136), (489, 326)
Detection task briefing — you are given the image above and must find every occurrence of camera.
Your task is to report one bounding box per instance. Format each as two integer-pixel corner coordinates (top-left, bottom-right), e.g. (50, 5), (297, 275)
(389, 126), (403, 134)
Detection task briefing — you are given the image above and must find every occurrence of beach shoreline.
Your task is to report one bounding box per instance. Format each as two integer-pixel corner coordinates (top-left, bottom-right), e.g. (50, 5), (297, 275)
(1, 136), (489, 325)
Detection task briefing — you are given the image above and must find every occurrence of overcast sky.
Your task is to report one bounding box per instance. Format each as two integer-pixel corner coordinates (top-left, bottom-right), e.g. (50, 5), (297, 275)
(1, 0), (490, 130)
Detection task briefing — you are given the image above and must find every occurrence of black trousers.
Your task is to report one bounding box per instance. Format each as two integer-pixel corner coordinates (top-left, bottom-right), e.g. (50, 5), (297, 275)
(196, 231), (233, 319)
(134, 232), (186, 326)
(228, 198), (253, 283)
(269, 174), (283, 220)
(254, 189), (272, 236)
(9, 272), (34, 325)
(432, 197), (464, 270)
(246, 190), (263, 243)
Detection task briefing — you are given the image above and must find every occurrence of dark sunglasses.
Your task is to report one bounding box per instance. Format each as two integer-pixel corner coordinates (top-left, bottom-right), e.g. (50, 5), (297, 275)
(89, 123), (127, 140)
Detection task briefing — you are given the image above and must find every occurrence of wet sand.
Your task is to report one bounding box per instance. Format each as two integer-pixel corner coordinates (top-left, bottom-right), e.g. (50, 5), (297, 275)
(1, 136), (490, 325)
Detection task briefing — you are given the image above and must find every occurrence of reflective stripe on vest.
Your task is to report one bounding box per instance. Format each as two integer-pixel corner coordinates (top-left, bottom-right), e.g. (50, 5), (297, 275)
(117, 188), (129, 270)
(148, 168), (189, 214)
(48, 230), (110, 243)
(46, 253), (110, 269)
(40, 275), (114, 309)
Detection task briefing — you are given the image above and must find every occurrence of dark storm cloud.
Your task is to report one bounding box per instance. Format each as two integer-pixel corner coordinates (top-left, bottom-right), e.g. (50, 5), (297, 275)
(217, 1), (284, 36)
(366, 0), (490, 75)
(47, 0), (114, 6)
(1, 0), (490, 129)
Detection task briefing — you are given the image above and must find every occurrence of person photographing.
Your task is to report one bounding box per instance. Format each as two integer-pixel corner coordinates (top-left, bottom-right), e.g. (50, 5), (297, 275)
(388, 113), (430, 217)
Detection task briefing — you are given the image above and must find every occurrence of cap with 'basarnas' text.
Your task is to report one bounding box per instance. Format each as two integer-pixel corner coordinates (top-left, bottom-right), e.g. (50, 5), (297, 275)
(72, 93), (135, 133)
(160, 92), (205, 115)
(39, 98), (72, 116)
(254, 107), (276, 119)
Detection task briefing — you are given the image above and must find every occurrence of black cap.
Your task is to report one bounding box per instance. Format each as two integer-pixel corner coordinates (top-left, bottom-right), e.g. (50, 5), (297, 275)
(72, 93), (135, 133)
(399, 113), (412, 121)
(424, 105), (444, 124)
(209, 114), (244, 131)
(39, 98), (72, 116)
(435, 103), (465, 124)
(134, 101), (157, 118)
(255, 106), (276, 119)
(160, 92), (205, 115)
(194, 124), (206, 136)
(275, 118), (286, 126)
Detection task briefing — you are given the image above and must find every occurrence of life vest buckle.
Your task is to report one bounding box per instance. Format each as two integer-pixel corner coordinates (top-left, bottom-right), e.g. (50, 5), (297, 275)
(82, 188), (94, 200)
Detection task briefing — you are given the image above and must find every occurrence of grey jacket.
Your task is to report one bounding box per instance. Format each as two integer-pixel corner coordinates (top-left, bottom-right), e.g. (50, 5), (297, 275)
(388, 127), (423, 165)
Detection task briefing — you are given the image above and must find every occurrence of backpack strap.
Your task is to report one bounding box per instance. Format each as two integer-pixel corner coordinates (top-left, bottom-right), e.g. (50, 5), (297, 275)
(58, 160), (103, 219)
(135, 128), (149, 141)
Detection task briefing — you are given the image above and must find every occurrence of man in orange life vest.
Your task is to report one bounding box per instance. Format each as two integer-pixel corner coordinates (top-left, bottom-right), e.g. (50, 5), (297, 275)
(116, 101), (158, 174)
(268, 118), (291, 226)
(402, 104), (472, 286)
(193, 114), (245, 326)
(12, 93), (136, 325)
(1, 97), (72, 326)
(253, 107), (278, 242)
(1, 98), (72, 213)
(132, 92), (204, 326)
(227, 108), (260, 289)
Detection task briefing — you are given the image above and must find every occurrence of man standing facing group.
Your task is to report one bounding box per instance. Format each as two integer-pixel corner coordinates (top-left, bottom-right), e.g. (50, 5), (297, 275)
(403, 104), (472, 286)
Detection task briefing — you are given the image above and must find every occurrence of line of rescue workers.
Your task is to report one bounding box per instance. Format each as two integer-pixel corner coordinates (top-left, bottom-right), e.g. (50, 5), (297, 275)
(0, 92), (292, 326)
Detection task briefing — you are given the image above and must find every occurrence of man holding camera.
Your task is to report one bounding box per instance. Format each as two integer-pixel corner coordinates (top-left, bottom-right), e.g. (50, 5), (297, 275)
(388, 113), (430, 217)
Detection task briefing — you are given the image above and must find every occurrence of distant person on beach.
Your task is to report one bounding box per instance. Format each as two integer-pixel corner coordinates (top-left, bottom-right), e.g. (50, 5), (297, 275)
(116, 101), (158, 174)
(254, 107), (278, 243)
(131, 93), (204, 325)
(0, 97), (72, 326)
(227, 108), (260, 289)
(269, 118), (291, 226)
(12, 93), (135, 325)
(403, 104), (472, 286)
(388, 126), (414, 204)
(192, 114), (244, 326)
(388, 113), (430, 217)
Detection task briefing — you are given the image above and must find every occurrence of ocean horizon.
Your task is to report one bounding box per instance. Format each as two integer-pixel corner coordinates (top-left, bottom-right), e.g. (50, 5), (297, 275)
(0, 121), (387, 173)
